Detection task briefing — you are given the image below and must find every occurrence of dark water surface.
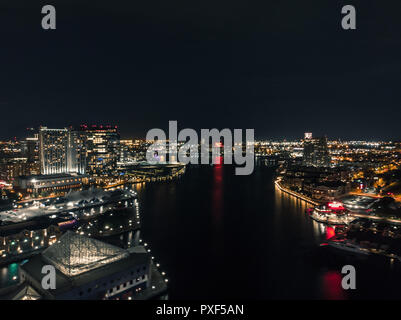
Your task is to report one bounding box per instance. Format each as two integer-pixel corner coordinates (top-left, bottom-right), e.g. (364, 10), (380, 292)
(135, 164), (338, 299)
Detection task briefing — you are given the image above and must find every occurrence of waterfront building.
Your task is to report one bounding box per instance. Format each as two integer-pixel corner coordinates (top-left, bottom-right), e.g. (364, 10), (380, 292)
(18, 231), (168, 300)
(303, 181), (349, 202)
(117, 162), (186, 182)
(14, 173), (87, 196)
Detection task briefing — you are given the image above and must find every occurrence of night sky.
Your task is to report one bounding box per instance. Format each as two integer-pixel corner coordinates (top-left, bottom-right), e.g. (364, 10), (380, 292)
(0, 0), (400, 140)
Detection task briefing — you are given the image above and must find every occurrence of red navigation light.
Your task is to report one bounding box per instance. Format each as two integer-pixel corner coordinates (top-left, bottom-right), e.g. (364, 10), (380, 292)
(327, 202), (345, 210)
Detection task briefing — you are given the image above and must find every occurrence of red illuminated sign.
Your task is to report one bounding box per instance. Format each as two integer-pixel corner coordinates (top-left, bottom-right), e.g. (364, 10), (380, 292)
(327, 202), (345, 210)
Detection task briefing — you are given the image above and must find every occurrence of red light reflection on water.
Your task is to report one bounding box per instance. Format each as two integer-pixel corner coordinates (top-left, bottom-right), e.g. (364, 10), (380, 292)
(212, 156), (223, 224)
(326, 226), (336, 240)
(321, 271), (346, 300)
(213, 155), (223, 167)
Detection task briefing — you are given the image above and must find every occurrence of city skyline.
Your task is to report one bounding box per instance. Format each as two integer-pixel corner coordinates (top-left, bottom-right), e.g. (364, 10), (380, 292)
(1, 123), (401, 142)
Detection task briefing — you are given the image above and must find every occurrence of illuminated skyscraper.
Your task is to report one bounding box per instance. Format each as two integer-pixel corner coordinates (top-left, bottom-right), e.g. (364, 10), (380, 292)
(303, 136), (330, 167)
(21, 136), (39, 163)
(39, 127), (87, 175)
(39, 127), (69, 175)
(66, 130), (87, 175)
(80, 125), (120, 176)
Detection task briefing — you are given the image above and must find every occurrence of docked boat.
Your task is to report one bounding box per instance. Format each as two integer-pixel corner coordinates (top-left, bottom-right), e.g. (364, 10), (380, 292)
(57, 217), (78, 230)
(309, 201), (355, 225)
(324, 238), (401, 263)
(325, 240), (371, 257)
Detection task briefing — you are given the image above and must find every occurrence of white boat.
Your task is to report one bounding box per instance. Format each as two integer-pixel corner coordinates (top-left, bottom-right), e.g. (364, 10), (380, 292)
(327, 240), (371, 256)
(309, 202), (355, 225)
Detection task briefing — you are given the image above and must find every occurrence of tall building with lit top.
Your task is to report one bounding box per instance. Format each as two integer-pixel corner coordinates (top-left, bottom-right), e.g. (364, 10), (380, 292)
(39, 127), (87, 175)
(303, 136), (330, 167)
(39, 128), (69, 175)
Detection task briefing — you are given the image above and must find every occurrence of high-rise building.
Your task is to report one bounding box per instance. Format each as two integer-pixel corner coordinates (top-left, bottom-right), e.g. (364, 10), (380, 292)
(0, 136), (39, 182)
(0, 159), (33, 183)
(39, 128), (69, 175)
(39, 127), (86, 175)
(66, 130), (87, 175)
(303, 136), (330, 167)
(21, 136), (39, 163)
(304, 132), (312, 140)
(80, 125), (120, 176)
(118, 140), (135, 165)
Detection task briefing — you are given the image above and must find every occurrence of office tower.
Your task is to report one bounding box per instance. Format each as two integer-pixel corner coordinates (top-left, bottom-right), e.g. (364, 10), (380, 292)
(21, 136), (39, 163)
(39, 127), (87, 175)
(67, 130), (87, 175)
(304, 132), (312, 140)
(39, 127), (69, 175)
(80, 125), (120, 176)
(0, 159), (32, 182)
(303, 136), (330, 167)
(0, 137), (38, 182)
(119, 140), (135, 164)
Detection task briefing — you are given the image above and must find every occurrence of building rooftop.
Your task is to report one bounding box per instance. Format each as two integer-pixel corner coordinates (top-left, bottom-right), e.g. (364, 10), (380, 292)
(12, 285), (41, 300)
(42, 231), (129, 277)
(19, 233), (151, 296)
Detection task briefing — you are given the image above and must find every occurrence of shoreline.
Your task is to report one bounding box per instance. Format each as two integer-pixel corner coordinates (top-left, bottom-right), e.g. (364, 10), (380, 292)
(274, 179), (319, 206)
(275, 178), (401, 224)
